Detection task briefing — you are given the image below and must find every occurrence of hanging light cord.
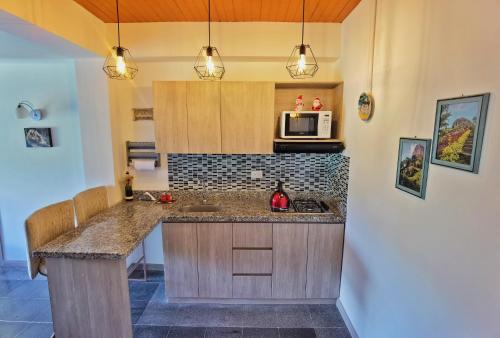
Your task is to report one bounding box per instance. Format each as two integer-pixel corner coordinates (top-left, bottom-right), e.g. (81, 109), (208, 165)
(116, 0), (121, 47)
(369, 0), (378, 93)
(208, 0), (211, 47)
(301, 0), (305, 45)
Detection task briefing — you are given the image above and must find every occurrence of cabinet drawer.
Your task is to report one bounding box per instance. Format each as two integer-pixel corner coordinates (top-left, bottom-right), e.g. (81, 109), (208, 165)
(233, 249), (272, 274)
(233, 276), (271, 298)
(233, 223), (272, 248)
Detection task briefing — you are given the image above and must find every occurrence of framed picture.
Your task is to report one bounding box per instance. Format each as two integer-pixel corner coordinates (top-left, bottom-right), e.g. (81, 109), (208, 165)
(396, 138), (431, 199)
(431, 93), (490, 173)
(24, 128), (53, 148)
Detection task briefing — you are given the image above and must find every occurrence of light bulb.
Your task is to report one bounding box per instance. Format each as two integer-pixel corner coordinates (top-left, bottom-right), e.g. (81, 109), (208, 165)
(206, 55), (215, 75)
(116, 55), (126, 75)
(297, 53), (306, 73)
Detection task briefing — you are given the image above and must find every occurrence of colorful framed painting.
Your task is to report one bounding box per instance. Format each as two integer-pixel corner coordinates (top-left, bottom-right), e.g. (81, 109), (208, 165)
(431, 94), (490, 173)
(395, 138), (431, 199)
(24, 127), (53, 148)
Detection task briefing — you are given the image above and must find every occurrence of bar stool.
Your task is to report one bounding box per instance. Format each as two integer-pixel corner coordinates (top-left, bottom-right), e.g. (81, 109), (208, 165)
(25, 200), (76, 279)
(73, 186), (147, 281)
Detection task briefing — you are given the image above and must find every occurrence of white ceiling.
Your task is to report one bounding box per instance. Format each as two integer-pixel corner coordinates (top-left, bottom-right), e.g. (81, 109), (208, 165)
(0, 10), (96, 59)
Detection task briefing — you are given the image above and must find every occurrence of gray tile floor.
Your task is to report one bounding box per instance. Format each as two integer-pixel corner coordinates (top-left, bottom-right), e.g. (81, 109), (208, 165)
(0, 265), (351, 338)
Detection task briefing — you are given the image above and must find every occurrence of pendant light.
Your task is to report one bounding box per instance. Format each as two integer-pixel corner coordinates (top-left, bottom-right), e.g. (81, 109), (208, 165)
(194, 0), (225, 80)
(103, 0), (138, 80)
(286, 0), (319, 79)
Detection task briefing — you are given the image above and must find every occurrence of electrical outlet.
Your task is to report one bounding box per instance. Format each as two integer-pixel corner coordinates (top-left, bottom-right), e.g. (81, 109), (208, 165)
(251, 170), (263, 180)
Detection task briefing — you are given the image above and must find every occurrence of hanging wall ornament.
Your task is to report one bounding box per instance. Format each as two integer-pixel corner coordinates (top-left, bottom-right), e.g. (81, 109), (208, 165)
(358, 0), (378, 121)
(358, 93), (373, 121)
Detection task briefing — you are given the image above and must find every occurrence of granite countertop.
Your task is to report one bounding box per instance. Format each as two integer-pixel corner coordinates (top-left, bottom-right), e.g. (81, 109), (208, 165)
(34, 191), (345, 260)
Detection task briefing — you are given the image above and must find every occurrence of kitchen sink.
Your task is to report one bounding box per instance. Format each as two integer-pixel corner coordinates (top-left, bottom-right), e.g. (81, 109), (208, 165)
(179, 204), (222, 212)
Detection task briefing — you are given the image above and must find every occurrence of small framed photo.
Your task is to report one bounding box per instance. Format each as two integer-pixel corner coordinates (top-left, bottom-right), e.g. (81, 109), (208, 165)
(431, 93), (490, 173)
(396, 138), (431, 199)
(24, 128), (53, 148)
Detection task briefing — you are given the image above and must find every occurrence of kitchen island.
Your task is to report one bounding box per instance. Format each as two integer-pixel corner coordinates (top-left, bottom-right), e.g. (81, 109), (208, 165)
(34, 191), (345, 338)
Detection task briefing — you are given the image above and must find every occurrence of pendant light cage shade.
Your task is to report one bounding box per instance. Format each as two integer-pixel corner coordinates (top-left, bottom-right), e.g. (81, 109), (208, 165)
(286, 44), (319, 79)
(194, 46), (225, 80)
(103, 46), (138, 80)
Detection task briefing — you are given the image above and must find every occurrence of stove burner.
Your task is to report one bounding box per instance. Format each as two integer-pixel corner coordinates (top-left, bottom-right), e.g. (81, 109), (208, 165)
(292, 199), (324, 213)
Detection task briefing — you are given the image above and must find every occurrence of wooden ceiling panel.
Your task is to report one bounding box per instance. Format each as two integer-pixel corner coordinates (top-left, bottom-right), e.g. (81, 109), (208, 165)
(73, 0), (361, 23)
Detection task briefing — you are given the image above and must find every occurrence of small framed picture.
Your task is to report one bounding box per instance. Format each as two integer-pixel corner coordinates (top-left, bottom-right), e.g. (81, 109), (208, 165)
(396, 138), (431, 199)
(24, 128), (53, 148)
(431, 93), (490, 173)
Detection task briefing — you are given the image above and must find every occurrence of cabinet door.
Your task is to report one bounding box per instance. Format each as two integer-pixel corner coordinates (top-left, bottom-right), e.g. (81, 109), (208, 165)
(187, 82), (221, 153)
(197, 223), (232, 298)
(272, 223), (308, 298)
(153, 81), (189, 153)
(221, 82), (275, 154)
(162, 223), (198, 297)
(306, 223), (344, 299)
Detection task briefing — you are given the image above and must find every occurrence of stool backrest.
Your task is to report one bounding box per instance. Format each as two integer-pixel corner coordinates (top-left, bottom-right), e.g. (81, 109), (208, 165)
(73, 186), (109, 226)
(25, 200), (75, 279)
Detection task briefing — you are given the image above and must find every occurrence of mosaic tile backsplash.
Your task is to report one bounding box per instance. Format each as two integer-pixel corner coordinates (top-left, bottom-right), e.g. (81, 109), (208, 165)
(167, 153), (350, 210)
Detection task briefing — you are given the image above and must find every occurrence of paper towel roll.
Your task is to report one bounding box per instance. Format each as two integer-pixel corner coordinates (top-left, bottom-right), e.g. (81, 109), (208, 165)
(133, 159), (156, 171)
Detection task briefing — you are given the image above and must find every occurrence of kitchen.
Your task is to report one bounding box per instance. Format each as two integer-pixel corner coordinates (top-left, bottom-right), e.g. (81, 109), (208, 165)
(0, 1), (499, 338)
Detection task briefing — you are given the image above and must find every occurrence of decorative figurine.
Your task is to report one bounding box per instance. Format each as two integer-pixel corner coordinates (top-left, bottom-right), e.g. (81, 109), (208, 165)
(124, 171), (134, 201)
(295, 95), (304, 111)
(312, 97), (323, 111)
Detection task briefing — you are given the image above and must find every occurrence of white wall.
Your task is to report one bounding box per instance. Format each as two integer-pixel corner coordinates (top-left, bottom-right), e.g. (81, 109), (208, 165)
(74, 58), (116, 193)
(0, 61), (85, 260)
(340, 1), (500, 337)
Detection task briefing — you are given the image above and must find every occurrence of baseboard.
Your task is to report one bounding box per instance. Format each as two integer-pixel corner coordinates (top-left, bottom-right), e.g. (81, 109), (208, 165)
(336, 299), (359, 338)
(168, 297), (337, 305)
(0, 260), (25, 267)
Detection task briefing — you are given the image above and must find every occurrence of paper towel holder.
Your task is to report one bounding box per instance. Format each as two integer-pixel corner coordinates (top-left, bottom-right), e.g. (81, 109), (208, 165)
(126, 141), (161, 168)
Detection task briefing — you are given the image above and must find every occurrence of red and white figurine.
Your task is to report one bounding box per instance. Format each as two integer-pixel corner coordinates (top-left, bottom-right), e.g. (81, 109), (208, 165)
(295, 95), (304, 111)
(312, 97), (323, 111)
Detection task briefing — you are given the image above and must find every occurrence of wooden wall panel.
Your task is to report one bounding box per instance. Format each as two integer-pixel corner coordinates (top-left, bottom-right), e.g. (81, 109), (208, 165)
(46, 257), (132, 338)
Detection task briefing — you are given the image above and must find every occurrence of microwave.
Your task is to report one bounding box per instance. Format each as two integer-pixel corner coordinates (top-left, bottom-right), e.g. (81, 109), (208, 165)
(280, 111), (332, 139)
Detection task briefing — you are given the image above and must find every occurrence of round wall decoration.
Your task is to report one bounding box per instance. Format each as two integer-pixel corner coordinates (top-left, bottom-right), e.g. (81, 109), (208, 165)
(358, 92), (373, 121)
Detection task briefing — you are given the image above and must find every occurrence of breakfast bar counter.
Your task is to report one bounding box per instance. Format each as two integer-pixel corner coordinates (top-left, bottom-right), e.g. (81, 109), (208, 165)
(34, 191), (344, 260)
(33, 191), (345, 338)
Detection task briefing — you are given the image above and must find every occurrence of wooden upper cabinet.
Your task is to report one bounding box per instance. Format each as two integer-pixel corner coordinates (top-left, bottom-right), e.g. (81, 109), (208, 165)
(154, 81), (278, 154)
(187, 82), (222, 154)
(221, 82), (275, 154)
(153, 81), (189, 153)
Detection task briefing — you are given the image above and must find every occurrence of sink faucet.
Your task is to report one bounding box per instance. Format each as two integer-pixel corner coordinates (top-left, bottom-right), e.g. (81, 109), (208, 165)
(196, 175), (209, 204)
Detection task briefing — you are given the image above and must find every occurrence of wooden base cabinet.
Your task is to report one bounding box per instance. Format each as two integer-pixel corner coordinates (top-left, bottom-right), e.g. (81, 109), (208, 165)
(272, 223), (308, 299)
(163, 223), (199, 298)
(197, 223), (233, 298)
(162, 222), (344, 302)
(306, 223), (344, 299)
